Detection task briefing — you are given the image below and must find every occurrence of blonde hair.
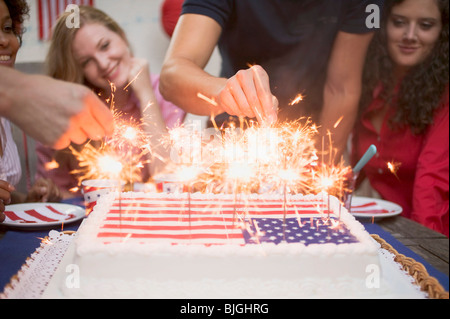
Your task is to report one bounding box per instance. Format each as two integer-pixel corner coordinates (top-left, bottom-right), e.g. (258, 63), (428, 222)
(45, 6), (129, 86)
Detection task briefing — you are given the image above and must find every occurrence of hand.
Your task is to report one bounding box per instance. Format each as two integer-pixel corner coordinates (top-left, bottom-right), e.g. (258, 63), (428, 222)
(127, 57), (154, 103)
(26, 178), (62, 203)
(216, 65), (278, 126)
(0, 180), (14, 223)
(2, 69), (114, 149)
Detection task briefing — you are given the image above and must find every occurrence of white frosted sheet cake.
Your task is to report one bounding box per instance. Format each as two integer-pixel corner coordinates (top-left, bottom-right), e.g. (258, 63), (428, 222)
(60, 192), (426, 298)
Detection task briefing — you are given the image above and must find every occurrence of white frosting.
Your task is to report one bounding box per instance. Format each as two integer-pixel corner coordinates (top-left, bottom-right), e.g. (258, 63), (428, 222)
(63, 192), (392, 298)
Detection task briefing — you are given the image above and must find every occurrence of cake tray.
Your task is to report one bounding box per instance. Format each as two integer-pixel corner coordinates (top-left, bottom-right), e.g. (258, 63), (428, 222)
(1, 232), (448, 299)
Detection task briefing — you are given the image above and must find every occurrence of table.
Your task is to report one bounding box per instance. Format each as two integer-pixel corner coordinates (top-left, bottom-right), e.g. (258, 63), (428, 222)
(1, 210), (448, 297)
(362, 217), (449, 292)
(377, 217), (449, 277)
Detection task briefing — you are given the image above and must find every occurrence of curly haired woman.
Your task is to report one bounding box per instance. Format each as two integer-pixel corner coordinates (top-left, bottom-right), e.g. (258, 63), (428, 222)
(352, 0), (449, 236)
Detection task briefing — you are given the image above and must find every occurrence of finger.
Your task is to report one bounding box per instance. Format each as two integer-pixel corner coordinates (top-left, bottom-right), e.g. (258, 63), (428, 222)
(53, 134), (71, 150)
(41, 194), (49, 203)
(220, 89), (241, 117)
(0, 180), (15, 192)
(67, 122), (88, 145)
(0, 211), (5, 223)
(251, 65), (277, 125)
(75, 108), (107, 141)
(84, 94), (115, 137)
(227, 77), (256, 119)
(235, 69), (264, 121)
(0, 186), (12, 202)
(219, 81), (244, 118)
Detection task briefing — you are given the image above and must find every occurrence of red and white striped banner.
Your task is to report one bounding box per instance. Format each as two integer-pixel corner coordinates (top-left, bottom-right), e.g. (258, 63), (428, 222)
(37, 0), (94, 41)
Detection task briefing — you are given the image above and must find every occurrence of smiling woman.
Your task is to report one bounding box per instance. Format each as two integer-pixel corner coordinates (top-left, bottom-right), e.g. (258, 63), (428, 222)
(386, 0), (443, 77)
(352, 0), (449, 236)
(0, 0), (27, 67)
(72, 23), (133, 94)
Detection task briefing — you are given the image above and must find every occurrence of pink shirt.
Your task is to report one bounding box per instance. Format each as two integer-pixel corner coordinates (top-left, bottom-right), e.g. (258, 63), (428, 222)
(352, 86), (449, 237)
(36, 74), (185, 195)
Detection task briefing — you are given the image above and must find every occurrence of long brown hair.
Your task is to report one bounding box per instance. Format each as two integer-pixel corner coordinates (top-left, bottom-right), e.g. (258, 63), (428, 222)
(46, 5), (129, 86)
(45, 6), (130, 180)
(359, 0), (449, 134)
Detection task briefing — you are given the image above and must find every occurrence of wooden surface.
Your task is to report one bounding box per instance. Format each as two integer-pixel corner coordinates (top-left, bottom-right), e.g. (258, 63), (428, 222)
(376, 216), (449, 276)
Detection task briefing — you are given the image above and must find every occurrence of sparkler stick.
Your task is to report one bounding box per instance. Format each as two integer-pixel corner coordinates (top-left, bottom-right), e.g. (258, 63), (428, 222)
(233, 177), (238, 228)
(118, 179), (122, 230)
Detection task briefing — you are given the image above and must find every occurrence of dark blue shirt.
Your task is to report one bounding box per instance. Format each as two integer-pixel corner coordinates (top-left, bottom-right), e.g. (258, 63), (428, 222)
(182, 0), (384, 123)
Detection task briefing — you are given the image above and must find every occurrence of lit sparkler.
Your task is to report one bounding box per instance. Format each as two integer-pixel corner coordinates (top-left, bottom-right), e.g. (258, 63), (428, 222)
(387, 161), (402, 179)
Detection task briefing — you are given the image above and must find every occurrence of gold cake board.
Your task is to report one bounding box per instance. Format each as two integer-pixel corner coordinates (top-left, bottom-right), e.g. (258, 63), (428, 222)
(370, 234), (448, 299)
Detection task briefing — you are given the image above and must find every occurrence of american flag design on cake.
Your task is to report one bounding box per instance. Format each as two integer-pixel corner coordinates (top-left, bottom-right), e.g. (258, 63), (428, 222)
(96, 195), (359, 246)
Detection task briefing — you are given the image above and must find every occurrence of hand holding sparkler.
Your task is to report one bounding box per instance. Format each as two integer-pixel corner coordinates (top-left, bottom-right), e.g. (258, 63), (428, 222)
(0, 69), (114, 150)
(215, 65), (278, 126)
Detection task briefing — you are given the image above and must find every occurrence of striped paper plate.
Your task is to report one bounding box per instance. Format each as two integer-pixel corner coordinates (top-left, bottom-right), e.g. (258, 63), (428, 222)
(351, 196), (402, 219)
(2, 203), (85, 228)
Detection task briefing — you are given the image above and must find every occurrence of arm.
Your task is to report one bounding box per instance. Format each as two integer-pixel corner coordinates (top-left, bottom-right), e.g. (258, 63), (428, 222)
(412, 105), (449, 235)
(319, 31), (374, 159)
(160, 14), (277, 125)
(0, 67), (114, 149)
(128, 58), (171, 175)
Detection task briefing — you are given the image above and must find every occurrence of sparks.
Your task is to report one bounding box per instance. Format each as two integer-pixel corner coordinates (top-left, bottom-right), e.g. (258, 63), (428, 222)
(387, 161), (401, 179)
(289, 94), (304, 106)
(44, 159), (59, 171)
(333, 116), (344, 129)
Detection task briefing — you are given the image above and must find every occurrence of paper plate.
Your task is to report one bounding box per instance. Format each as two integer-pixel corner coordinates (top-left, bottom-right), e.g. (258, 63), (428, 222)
(350, 196), (403, 219)
(2, 202), (85, 228)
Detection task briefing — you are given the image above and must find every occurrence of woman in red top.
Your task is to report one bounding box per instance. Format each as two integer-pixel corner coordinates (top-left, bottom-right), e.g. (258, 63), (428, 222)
(352, 0), (449, 236)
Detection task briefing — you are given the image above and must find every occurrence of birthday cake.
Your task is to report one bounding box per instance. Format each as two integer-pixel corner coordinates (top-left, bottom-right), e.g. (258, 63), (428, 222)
(61, 192), (420, 298)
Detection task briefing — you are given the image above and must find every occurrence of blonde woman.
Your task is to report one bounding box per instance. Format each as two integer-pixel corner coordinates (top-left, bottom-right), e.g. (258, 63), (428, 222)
(36, 6), (185, 198)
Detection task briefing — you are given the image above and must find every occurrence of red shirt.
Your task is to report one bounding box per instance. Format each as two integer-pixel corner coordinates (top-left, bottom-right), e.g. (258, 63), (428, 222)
(352, 86), (449, 237)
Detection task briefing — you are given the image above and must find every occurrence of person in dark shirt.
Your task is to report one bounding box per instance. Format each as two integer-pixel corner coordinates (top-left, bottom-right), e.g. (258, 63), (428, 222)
(160, 0), (383, 157)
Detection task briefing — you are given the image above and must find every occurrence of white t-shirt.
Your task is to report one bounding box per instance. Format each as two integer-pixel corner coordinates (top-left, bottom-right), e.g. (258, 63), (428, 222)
(0, 117), (22, 186)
